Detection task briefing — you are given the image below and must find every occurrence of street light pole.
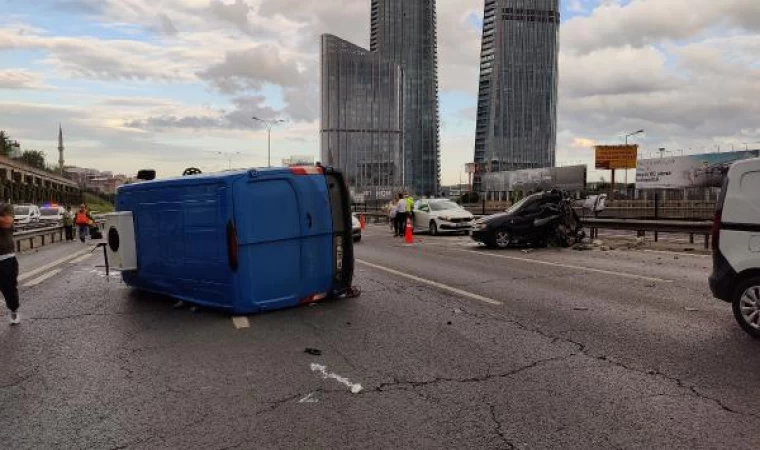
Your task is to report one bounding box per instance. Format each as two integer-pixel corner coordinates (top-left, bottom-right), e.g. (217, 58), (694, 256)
(621, 129), (645, 199)
(252, 117), (285, 167)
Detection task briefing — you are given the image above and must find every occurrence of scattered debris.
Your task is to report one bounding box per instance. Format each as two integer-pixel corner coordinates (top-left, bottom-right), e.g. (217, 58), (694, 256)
(310, 363), (363, 394)
(172, 301), (185, 309)
(600, 246), (610, 252)
(592, 240), (604, 247)
(522, 249), (534, 254)
(189, 306), (199, 313)
(573, 307), (589, 311)
(299, 392), (319, 403)
(647, 369), (657, 375)
(573, 243), (594, 251)
(446, 321), (452, 325)
(345, 321), (352, 326)
(304, 347), (322, 356)
(685, 307), (699, 312)
(645, 283), (656, 288)
(674, 256), (680, 260)
(683, 247), (695, 252)
(453, 308), (463, 314)
(231, 317), (250, 329)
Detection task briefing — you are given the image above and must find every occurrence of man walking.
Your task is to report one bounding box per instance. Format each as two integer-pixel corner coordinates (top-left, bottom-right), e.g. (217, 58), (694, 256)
(394, 193), (408, 237)
(75, 204), (90, 243)
(0, 203), (20, 325)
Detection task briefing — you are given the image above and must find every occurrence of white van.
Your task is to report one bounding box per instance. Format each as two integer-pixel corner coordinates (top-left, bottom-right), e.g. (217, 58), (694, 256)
(13, 204), (41, 225)
(709, 157), (760, 338)
(40, 206), (66, 223)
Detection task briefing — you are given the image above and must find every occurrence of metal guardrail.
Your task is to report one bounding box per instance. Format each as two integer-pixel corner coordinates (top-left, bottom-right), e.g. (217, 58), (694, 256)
(582, 218), (713, 249)
(12, 220), (106, 253)
(13, 226), (65, 252)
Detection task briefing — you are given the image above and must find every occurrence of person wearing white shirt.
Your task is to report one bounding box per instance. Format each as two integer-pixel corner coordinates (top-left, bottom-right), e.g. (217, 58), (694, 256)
(394, 193), (408, 237)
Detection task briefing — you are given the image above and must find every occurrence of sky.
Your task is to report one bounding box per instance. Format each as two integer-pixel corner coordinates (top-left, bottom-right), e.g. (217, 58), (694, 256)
(1, 0), (759, 184)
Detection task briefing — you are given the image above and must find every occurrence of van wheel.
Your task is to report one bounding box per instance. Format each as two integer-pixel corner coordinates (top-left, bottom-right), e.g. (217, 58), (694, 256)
(732, 276), (760, 339)
(429, 221), (438, 236)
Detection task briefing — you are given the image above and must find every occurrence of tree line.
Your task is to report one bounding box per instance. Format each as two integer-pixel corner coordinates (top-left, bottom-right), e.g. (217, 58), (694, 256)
(0, 130), (53, 171)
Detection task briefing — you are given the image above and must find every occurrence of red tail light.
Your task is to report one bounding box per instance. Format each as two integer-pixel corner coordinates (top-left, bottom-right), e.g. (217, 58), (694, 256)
(711, 209), (722, 251)
(226, 220), (239, 271)
(290, 166), (324, 176)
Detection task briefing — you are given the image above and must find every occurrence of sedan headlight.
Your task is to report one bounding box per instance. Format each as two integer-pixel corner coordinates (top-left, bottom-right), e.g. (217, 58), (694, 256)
(472, 222), (488, 231)
(439, 216), (452, 222)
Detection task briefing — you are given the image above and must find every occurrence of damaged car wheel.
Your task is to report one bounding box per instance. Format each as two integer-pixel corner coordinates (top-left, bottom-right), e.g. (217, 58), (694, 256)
(495, 229), (511, 249)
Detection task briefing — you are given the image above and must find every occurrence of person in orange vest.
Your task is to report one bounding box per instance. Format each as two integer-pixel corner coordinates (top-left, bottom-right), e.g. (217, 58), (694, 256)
(75, 204), (91, 243)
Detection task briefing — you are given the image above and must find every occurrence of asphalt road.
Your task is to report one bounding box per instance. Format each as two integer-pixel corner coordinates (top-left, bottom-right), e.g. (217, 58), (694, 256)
(1, 230), (759, 450)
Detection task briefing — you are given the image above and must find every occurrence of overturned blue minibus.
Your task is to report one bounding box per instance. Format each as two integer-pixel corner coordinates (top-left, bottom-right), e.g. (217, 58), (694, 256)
(106, 166), (355, 314)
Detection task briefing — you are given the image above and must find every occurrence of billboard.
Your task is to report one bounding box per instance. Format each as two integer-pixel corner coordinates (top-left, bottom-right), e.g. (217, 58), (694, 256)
(636, 150), (760, 189)
(595, 145), (638, 170)
(483, 165), (587, 193)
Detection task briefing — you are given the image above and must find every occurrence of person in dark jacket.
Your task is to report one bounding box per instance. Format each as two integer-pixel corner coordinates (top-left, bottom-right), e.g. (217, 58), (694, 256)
(0, 203), (20, 324)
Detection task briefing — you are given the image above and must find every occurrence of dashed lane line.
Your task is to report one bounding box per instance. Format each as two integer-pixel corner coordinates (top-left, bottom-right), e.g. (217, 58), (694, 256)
(356, 259), (503, 306)
(18, 247), (92, 282)
(23, 269), (62, 288)
(445, 247), (673, 283)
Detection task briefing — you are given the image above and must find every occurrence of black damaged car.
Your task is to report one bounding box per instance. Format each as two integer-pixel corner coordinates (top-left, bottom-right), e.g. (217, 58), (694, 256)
(470, 190), (585, 249)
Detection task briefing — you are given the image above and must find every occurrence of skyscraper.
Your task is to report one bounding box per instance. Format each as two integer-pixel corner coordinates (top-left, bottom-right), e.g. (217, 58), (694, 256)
(320, 34), (405, 202)
(473, 0), (560, 189)
(371, 0), (440, 196)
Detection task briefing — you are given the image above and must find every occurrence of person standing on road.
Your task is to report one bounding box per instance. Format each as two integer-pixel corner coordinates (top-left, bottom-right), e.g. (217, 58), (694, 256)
(389, 197), (398, 236)
(395, 193), (408, 237)
(0, 203), (20, 325)
(75, 204), (90, 243)
(63, 206), (74, 241)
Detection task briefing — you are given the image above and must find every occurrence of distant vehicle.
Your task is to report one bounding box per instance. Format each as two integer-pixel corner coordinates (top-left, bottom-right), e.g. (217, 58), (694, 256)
(40, 205), (66, 223)
(413, 199), (474, 235)
(352, 214), (362, 242)
(709, 157), (760, 338)
(471, 191), (585, 249)
(13, 204), (41, 225)
(582, 194), (607, 216)
(106, 166), (355, 314)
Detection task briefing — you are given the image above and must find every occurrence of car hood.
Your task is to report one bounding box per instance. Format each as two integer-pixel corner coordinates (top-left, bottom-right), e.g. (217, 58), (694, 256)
(475, 211), (516, 225)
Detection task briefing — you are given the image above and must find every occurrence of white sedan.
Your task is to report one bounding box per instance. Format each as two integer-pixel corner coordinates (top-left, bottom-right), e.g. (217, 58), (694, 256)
(412, 199), (474, 236)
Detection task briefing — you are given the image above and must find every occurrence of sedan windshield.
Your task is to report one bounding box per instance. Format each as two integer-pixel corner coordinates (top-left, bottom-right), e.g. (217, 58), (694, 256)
(429, 201), (461, 212)
(505, 197), (531, 215)
(14, 207), (30, 215)
(41, 208), (60, 216)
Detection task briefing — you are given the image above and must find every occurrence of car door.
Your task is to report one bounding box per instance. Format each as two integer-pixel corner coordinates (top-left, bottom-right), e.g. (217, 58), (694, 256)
(414, 200), (430, 231)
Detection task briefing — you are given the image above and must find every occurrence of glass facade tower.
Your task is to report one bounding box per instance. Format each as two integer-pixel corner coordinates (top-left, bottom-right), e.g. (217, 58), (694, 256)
(320, 34), (404, 202)
(473, 0), (559, 190)
(371, 0), (440, 197)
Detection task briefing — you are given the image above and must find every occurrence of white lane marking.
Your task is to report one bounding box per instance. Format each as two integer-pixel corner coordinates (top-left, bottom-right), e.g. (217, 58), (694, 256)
(69, 253), (95, 264)
(19, 247), (91, 282)
(640, 249), (711, 258)
(448, 248), (673, 283)
(231, 316), (250, 329)
(357, 259), (503, 305)
(310, 363), (363, 394)
(299, 392), (319, 403)
(23, 269), (62, 288)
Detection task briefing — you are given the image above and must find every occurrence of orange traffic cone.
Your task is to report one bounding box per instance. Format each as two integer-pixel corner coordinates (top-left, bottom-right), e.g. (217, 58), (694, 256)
(404, 216), (414, 244)
(360, 215), (366, 230)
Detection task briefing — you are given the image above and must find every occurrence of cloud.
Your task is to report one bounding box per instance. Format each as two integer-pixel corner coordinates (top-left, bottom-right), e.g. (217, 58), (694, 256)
(124, 95), (278, 131)
(197, 45), (307, 93)
(563, 0), (760, 54)
(0, 70), (50, 90)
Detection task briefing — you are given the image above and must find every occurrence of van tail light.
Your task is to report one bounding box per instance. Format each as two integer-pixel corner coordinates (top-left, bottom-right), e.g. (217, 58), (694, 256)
(226, 220), (239, 271)
(290, 166), (324, 176)
(300, 292), (328, 305)
(711, 208), (722, 251)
